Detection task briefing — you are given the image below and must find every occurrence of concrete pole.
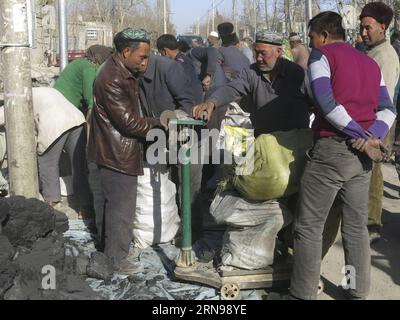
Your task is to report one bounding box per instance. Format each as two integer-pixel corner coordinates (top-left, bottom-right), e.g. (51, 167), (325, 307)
(254, 0), (258, 37)
(265, 0), (268, 29)
(284, 0), (291, 36)
(207, 10), (210, 36)
(163, 0), (168, 34)
(306, 0), (312, 21)
(233, 0), (239, 34)
(58, 0), (68, 71)
(0, 0), (39, 198)
(305, 0), (313, 45)
(212, 0), (215, 32)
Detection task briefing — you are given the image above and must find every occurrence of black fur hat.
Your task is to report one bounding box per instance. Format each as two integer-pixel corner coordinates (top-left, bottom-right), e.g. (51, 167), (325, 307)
(217, 22), (239, 47)
(360, 2), (394, 30)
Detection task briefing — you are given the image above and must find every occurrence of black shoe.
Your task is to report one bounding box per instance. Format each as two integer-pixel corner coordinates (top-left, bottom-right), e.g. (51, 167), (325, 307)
(193, 242), (217, 263)
(0, 189), (8, 197)
(343, 290), (366, 300)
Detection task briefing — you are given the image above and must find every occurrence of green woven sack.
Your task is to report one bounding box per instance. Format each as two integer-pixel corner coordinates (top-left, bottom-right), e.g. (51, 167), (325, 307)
(233, 129), (314, 201)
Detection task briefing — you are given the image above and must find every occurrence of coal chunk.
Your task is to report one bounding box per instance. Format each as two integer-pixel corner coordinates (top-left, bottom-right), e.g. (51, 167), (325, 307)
(0, 199), (10, 219)
(0, 260), (18, 299)
(54, 210), (69, 234)
(1, 197), (55, 248)
(0, 235), (15, 262)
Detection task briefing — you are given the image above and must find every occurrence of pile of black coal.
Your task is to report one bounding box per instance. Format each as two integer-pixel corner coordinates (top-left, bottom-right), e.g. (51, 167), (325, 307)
(0, 196), (101, 300)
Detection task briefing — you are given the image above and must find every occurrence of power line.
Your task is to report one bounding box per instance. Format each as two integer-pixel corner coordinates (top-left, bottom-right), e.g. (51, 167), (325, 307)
(198, 0), (226, 23)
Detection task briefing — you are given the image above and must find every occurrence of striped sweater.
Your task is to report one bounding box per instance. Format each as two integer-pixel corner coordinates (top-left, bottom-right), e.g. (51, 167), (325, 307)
(308, 42), (396, 140)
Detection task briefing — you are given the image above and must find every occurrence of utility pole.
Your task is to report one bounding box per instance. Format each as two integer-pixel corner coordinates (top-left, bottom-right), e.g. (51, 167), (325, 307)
(284, 0), (291, 36)
(207, 10), (210, 36)
(157, 0), (161, 34)
(163, 0), (168, 34)
(58, 0), (68, 71)
(305, 0), (312, 44)
(254, 0), (258, 37)
(305, 0), (312, 22)
(233, 0), (238, 33)
(265, 0), (268, 28)
(212, 0), (215, 32)
(0, 0), (39, 198)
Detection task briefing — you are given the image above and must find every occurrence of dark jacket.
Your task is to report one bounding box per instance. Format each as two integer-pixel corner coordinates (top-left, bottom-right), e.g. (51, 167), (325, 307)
(218, 46), (251, 81)
(188, 46), (228, 97)
(175, 52), (203, 104)
(207, 58), (312, 136)
(87, 54), (161, 176)
(139, 54), (196, 117)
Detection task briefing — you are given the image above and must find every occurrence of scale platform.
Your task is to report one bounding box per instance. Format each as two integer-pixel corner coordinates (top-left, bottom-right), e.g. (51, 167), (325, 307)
(174, 257), (292, 300)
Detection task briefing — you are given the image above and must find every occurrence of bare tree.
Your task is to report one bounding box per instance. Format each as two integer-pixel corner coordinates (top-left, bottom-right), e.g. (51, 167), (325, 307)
(67, 0), (176, 36)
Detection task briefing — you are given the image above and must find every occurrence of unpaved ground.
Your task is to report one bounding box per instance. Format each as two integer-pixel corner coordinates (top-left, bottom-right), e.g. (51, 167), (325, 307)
(57, 164), (400, 300)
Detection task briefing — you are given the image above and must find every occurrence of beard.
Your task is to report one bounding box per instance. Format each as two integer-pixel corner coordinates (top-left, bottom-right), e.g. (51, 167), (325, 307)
(131, 66), (146, 77)
(257, 61), (276, 73)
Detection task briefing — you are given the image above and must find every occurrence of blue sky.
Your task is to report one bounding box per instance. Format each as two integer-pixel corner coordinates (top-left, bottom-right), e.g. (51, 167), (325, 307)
(169, 0), (338, 34)
(170, 0), (234, 34)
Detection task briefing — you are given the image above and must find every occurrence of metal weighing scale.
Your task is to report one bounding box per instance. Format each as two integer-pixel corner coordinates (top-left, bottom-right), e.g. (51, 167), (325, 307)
(163, 112), (295, 300)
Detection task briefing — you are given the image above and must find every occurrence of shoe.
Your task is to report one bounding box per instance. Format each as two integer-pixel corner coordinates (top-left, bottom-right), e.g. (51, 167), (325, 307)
(368, 225), (381, 245)
(343, 290), (366, 300)
(78, 209), (94, 220)
(46, 200), (61, 208)
(126, 246), (143, 262)
(51, 202), (79, 219)
(193, 239), (218, 263)
(114, 259), (144, 275)
(0, 189), (8, 198)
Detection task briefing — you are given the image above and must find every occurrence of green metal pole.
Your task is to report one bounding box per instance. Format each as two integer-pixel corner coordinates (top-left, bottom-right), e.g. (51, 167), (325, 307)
(181, 147), (192, 251)
(174, 119), (205, 269)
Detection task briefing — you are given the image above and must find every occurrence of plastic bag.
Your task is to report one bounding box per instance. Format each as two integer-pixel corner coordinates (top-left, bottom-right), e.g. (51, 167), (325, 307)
(216, 102), (255, 158)
(133, 164), (180, 249)
(210, 190), (292, 270)
(233, 128), (314, 201)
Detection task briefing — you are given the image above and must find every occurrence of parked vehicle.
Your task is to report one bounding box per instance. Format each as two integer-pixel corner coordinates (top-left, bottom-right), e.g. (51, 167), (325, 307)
(176, 34), (204, 48)
(53, 50), (87, 67)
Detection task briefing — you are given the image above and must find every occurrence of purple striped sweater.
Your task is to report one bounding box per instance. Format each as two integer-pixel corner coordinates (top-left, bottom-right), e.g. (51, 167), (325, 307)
(308, 42), (396, 140)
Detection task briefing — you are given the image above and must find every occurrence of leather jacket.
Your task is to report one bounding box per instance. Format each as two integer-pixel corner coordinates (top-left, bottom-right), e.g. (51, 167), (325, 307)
(87, 54), (161, 176)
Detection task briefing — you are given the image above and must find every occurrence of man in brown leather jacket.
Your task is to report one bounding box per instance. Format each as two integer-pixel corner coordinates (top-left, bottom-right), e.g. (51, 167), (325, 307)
(87, 28), (163, 274)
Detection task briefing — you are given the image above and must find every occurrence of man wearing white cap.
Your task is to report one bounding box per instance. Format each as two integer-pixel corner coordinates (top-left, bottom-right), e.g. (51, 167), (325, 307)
(208, 31), (220, 48)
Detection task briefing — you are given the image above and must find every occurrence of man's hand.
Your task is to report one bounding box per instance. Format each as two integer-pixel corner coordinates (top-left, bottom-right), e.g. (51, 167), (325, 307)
(350, 138), (367, 152)
(192, 101), (215, 121)
(349, 137), (385, 162)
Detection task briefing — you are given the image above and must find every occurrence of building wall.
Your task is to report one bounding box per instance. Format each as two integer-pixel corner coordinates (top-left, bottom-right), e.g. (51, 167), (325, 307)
(30, 1), (113, 66)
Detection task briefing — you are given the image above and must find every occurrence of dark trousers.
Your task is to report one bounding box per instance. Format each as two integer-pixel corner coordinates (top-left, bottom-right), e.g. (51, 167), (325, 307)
(99, 167), (138, 267)
(291, 138), (372, 300)
(88, 162), (105, 249)
(38, 126), (91, 208)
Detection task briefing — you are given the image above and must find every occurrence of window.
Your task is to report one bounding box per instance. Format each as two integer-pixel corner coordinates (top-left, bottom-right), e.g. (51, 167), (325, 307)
(86, 29), (98, 40)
